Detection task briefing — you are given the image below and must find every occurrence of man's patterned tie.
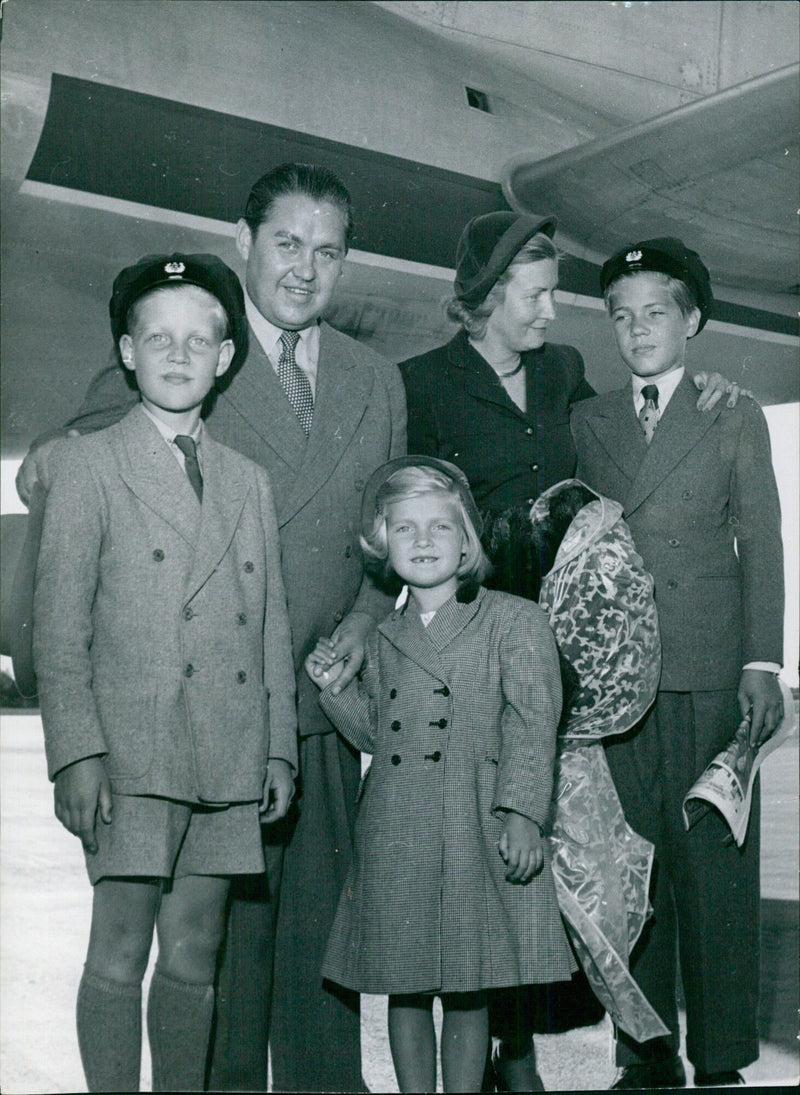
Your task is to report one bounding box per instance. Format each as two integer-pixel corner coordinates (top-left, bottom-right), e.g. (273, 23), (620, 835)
(278, 330), (314, 434)
(638, 384), (660, 444)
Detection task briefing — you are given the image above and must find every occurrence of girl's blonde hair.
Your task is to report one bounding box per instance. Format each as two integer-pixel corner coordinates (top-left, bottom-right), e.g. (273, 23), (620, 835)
(360, 466), (491, 585)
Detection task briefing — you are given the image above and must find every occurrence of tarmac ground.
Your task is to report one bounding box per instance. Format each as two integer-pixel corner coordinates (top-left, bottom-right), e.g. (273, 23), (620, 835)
(1, 710), (797, 1093)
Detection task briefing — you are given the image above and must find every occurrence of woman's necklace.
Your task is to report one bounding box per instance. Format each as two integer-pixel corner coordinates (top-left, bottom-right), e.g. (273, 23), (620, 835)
(496, 358), (525, 379)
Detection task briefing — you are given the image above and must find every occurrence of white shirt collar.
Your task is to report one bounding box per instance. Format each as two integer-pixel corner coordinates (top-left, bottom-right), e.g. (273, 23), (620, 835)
(244, 291), (319, 363)
(141, 403), (203, 446)
(632, 366), (684, 411)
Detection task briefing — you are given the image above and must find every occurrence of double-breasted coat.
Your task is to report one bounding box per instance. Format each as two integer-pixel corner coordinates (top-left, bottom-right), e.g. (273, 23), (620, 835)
(571, 373), (784, 1071)
(33, 404), (298, 802)
(319, 586), (576, 995)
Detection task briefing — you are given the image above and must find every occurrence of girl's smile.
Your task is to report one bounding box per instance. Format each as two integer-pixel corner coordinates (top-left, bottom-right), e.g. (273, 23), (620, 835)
(385, 493), (466, 612)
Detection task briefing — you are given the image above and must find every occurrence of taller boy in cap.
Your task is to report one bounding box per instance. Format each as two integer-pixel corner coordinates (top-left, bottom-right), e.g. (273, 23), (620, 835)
(33, 253), (298, 1092)
(571, 238), (785, 1088)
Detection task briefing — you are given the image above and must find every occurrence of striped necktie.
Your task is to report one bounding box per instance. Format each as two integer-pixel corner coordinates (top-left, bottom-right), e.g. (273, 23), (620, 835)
(278, 330), (314, 434)
(174, 434), (203, 501)
(638, 384), (660, 444)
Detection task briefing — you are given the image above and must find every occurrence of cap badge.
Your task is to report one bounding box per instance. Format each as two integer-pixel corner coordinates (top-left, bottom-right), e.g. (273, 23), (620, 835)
(625, 250), (643, 264)
(164, 261), (186, 275)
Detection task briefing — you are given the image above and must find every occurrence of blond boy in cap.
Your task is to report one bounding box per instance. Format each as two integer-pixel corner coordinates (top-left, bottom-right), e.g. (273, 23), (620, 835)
(571, 238), (784, 1089)
(33, 254), (297, 1092)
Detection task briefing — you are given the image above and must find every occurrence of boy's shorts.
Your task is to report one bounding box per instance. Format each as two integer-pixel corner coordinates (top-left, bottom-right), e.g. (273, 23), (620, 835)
(85, 793), (265, 885)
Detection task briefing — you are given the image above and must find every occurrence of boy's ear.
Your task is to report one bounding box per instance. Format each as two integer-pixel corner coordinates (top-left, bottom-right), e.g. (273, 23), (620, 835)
(119, 334), (135, 371)
(686, 307), (702, 339)
(215, 339), (235, 377)
(235, 219), (253, 262)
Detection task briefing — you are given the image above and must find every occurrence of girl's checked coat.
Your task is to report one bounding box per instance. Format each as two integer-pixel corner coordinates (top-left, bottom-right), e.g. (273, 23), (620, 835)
(319, 585), (576, 995)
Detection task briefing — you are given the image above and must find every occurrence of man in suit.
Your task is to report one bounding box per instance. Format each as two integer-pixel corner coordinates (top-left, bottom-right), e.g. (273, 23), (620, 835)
(571, 238), (785, 1089)
(17, 163), (407, 1093)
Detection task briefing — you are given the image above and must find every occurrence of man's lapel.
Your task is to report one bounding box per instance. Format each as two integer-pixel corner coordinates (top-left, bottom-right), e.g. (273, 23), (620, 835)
(115, 406), (201, 546)
(626, 375), (722, 515)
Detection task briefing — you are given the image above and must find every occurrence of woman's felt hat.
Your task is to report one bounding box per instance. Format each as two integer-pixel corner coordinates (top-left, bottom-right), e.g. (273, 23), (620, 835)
(361, 456), (483, 538)
(454, 211), (557, 307)
(600, 237), (713, 333)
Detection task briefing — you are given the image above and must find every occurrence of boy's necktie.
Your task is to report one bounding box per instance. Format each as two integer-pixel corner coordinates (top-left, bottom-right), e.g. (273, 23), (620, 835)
(278, 330), (314, 434)
(638, 384), (660, 444)
(174, 434), (203, 501)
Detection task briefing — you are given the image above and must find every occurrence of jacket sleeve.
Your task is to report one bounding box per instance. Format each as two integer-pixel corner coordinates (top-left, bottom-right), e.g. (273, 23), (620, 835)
(318, 633), (380, 754)
(32, 441), (109, 780)
(32, 351), (138, 448)
(400, 358), (439, 457)
(563, 345), (596, 406)
(730, 400), (784, 665)
(493, 603), (562, 828)
(256, 468), (299, 773)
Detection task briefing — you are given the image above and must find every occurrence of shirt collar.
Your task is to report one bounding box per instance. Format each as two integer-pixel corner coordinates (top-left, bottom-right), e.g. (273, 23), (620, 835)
(141, 403), (203, 446)
(244, 290), (319, 360)
(632, 366), (684, 408)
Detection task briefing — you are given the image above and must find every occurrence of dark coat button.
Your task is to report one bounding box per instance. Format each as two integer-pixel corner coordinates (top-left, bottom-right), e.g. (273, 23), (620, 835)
(525, 427), (534, 436)
(185, 664), (194, 677)
(530, 463), (539, 472)
(344, 545), (352, 558)
(237, 612), (247, 625)
(152, 549), (165, 562)
(183, 606), (194, 620)
(333, 610), (344, 623)
(354, 478), (365, 491)
(391, 720), (401, 731)
(682, 490), (694, 500)
(244, 561), (254, 573)
(391, 754), (401, 766)
(429, 717), (448, 728)
(434, 685), (450, 697)
(431, 751), (441, 762)
(667, 579), (678, 589)
(237, 670), (247, 683)
(389, 688), (398, 699)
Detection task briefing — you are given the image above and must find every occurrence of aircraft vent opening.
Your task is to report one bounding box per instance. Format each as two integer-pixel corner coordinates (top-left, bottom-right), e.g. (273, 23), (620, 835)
(465, 86), (492, 113)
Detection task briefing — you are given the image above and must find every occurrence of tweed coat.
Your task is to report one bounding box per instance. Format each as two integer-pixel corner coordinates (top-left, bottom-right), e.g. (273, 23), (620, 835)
(399, 330), (595, 513)
(33, 404), (298, 803)
(49, 322), (408, 737)
(318, 586), (576, 995)
(571, 373), (784, 692)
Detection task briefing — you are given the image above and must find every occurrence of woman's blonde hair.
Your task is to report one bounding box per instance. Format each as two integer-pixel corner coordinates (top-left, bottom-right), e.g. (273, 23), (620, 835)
(360, 466), (491, 584)
(446, 232), (560, 339)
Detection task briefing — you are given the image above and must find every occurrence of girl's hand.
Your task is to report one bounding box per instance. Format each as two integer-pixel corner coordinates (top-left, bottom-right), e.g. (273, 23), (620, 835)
(304, 640), (346, 690)
(53, 755), (112, 854)
(498, 811), (544, 884)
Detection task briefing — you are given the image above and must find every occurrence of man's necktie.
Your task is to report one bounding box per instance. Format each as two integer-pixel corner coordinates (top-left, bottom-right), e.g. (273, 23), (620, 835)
(278, 330), (314, 434)
(174, 434), (203, 502)
(638, 384), (660, 444)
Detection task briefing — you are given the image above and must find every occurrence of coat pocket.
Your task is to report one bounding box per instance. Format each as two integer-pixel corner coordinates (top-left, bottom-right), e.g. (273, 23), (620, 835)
(94, 677), (156, 779)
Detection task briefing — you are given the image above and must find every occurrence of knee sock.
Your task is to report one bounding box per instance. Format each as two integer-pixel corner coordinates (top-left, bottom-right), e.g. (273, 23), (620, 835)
(76, 967), (142, 1092)
(146, 965), (215, 1092)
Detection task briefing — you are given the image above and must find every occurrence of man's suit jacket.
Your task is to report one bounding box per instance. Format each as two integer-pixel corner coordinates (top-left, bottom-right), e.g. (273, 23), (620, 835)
(571, 374), (783, 691)
(39, 322), (407, 737)
(33, 405), (298, 802)
(400, 330), (595, 513)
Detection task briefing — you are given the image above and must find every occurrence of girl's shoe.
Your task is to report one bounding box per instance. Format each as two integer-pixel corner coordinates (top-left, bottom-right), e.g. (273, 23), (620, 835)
(492, 1045), (545, 1092)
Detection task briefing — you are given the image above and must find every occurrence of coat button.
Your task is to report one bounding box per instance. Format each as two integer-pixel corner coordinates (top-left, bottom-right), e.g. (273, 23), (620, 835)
(527, 497), (534, 506)
(429, 717), (447, 728)
(391, 754), (401, 766)
(185, 664), (194, 677)
(152, 549), (165, 562)
(667, 579), (678, 589)
(389, 688), (398, 699)
(391, 720), (401, 731)
(434, 685), (450, 697)
(668, 539), (680, 547)
(244, 561), (254, 573)
(236, 612), (247, 625)
(344, 545), (352, 558)
(354, 478), (365, 491)
(431, 751), (441, 762)
(530, 463), (539, 473)
(237, 670), (247, 684)
(183, 606), (194, 621)
(333, 610), (344, 624)
(525, 427), (534, 436)
(682, 490), (694, 500)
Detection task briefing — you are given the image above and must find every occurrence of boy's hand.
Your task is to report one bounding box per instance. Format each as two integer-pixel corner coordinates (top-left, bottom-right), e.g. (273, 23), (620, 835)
(304, 640), (347, 691)
(738, 669), (784, 747)
(261, 758), (295, 823)
(693, 372), (753, 412)
(497, 811), (544, 884)
(53, 755), (112, 854)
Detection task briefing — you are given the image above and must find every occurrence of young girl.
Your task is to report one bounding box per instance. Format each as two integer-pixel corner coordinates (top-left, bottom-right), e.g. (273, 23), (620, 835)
(305, 456), (574, 1093)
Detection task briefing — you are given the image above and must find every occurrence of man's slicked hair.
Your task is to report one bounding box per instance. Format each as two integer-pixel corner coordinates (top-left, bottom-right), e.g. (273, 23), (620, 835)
(242, 162), (354, 249)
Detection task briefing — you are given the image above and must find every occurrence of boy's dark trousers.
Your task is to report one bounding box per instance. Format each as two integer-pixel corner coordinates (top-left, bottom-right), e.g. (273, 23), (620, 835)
(604, 689), (760, 1075)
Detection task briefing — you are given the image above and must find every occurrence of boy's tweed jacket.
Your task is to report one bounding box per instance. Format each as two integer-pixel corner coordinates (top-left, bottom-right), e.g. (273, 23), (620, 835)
(33, 404), (298, 803)
(319, 586), (576, 994)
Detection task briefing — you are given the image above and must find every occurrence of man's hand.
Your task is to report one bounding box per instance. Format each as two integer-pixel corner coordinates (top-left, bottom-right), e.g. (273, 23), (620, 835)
(304, 641), (346, 690)
(693, 372), (753, 413)
(738, 669), (785, 747)
(497, 811), (544, 884)
(53, 755), (112, 854)
(15, 431), (80, 505)
(324, 611), (375, 694)
(261, 758), (295, 823)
